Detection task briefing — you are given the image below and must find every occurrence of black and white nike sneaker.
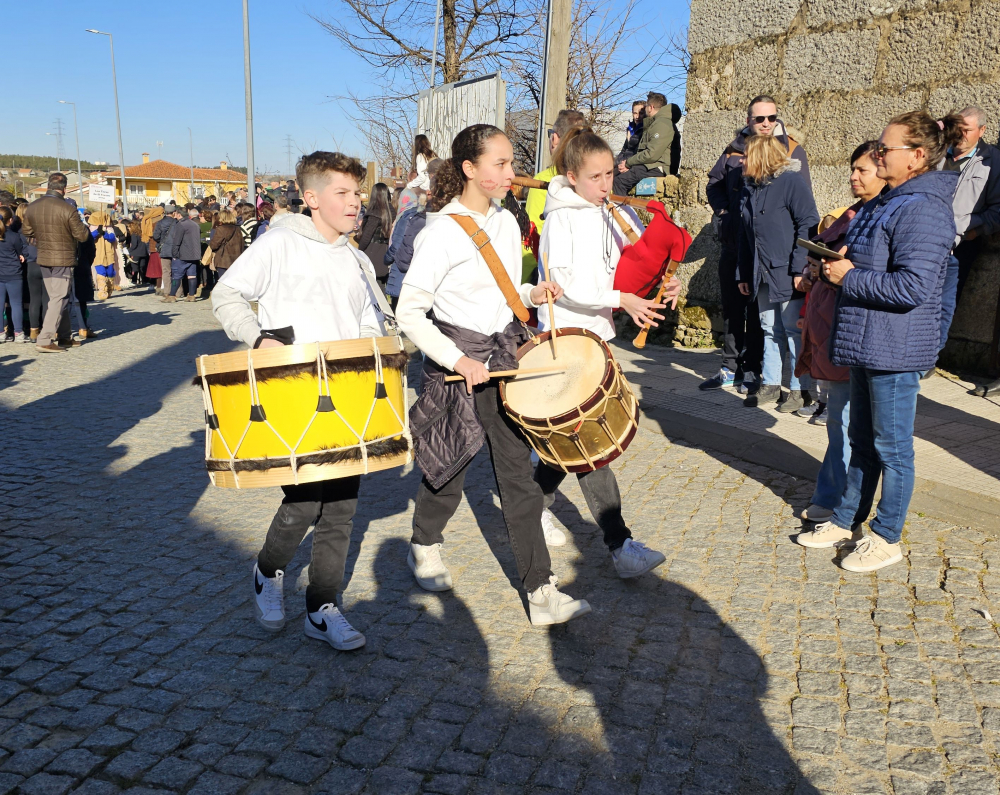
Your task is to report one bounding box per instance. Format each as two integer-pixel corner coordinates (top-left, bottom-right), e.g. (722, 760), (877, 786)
(253, 563), (285, 631)
(304, 604), (366, 650)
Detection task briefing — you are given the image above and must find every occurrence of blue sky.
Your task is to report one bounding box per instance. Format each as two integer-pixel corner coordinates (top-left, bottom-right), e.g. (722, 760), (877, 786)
(7, 1), (689, 172)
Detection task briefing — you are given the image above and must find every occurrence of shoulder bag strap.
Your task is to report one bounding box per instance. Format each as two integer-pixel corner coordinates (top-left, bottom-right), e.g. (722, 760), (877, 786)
(448, 214), (529, 323)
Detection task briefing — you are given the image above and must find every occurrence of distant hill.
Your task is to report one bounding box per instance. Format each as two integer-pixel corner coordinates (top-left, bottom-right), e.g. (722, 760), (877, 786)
(0, 154), (108, 172)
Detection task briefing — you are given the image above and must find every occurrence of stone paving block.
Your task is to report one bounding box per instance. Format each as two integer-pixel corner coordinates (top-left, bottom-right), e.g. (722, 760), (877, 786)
(103, 751), (158, 783)
(45, 748), (104, 778)
(18, 772), (75, 795)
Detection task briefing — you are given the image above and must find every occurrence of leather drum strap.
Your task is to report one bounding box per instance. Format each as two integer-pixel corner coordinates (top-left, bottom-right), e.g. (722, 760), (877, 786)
(449, 214), (530, 323)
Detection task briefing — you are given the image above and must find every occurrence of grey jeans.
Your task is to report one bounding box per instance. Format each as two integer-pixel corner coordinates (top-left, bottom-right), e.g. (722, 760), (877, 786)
(411, 384), (553, 593)
(37, 266), (73, 347)
(533, 462), (631, 551)
(257, 475), (360, 612)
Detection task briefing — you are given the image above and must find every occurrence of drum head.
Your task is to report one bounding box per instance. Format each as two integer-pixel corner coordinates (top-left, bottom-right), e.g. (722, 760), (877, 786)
(504, 332), (608, 419)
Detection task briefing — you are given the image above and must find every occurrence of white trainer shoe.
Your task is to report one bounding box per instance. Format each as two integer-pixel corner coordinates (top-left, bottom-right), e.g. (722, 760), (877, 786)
(253, 563), (285, 631)
(541, 510), (567, 547)
(799, 503), (834, 522)
(528, 578), (591, 626)
(612, 538), (666, 579)
(407, 543), (453, 591)
(840, 531), (904, 573)
(795, 521), (860, 549)
(304, 604), (366, 650)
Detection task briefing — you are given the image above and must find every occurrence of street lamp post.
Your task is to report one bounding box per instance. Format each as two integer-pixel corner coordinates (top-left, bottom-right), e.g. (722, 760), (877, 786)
(242, 0), (256, 208)
(187, 127), (196, 202)
(46, 133), (61, 172)
(59, 101), (84, 206)
(86, 29), (128, 215)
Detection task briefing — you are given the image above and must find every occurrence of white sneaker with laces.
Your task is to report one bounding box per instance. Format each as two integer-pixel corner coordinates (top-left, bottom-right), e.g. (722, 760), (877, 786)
(799, 503), (834, 522)
(252, 563), (285, 631)
(541, 510), (567, 547)
(612, 538), (666, 579)
(528, 577), (591, 626)
(795, 521), (860, 549)
(408, 543), (453, 591)
(304, 604), (366, 650)
(840, 531), (903, 572)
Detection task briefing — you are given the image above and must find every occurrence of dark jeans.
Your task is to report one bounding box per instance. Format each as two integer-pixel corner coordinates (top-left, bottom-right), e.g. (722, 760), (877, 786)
(613, 164), (664, 196)
(533, 462), (631, 551)
(830, 369), (921, 545)
(1, 280), (23, 336)
(719, 249), (763, 374)
(26, 262), (47, 329)
(938, 239), (983, 353)
(411, 384), (553, 593)
(256, 475), (360, 612)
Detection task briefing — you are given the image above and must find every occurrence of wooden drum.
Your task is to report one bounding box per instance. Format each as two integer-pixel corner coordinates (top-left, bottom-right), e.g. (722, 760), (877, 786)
(195, 336), (412, 488)
(500, 328), (639, 473)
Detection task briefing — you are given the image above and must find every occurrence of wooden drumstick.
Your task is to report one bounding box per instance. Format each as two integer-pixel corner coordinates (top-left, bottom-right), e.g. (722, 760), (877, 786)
(444, 366), (566, 382)
(634, 259), (682, 350)
(541, 252), (557, 358)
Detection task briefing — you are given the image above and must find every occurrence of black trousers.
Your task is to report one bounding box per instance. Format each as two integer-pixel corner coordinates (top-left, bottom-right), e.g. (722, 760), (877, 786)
(719, 248), (763, 375)
(257, 475), (360, 613)
(26, 261), (47, 329)
(133, 256), (149, 283)
(533, 462), (631, 551)
(613, 164), (664, 196)
(954, 237), (984, 304)
(411, 384), (553, 593)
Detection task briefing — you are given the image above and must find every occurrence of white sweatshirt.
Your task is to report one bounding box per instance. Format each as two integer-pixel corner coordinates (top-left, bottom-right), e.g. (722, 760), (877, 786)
(396, 197), (539, 369)
(406, 154), (430, 191)
(211, 213), (382, 348)
(536, 176), (641, 341)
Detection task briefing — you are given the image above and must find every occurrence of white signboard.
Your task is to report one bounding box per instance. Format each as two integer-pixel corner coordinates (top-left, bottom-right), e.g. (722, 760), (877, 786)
(417, 73), (506, 160)
(89, 183), (115, 204)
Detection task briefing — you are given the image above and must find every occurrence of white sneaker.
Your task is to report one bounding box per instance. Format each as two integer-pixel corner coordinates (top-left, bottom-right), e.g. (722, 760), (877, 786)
(840, 530), (904, 573)
(799, 503), (834, 522)
(304, 604), (366, 650)
(541, 510), (567, 547)
(612, 538), (666, 578)
(528, 578), (591, 626)
(795, 521), (860, 549)
(407, 543), (453, 591)
(252, 563), (285, 631)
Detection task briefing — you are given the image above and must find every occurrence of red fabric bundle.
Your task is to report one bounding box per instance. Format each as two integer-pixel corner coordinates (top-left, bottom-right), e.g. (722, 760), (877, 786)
(613, 201), (692, 297)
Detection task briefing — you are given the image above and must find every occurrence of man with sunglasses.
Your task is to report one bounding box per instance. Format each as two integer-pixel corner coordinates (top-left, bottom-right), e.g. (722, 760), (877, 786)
(701, 95), (812, 394)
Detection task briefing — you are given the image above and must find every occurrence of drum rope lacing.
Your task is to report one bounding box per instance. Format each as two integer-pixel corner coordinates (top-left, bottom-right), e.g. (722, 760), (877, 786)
(200, 340), (412, 488)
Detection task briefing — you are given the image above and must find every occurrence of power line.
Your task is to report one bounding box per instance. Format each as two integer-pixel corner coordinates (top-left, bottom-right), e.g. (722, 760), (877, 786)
(53, 118), (66, 158)
(284, 134), (295, 177)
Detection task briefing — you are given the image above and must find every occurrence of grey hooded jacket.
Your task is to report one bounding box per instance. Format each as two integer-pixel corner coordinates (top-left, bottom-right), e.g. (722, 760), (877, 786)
(948, 142), (1000, 245)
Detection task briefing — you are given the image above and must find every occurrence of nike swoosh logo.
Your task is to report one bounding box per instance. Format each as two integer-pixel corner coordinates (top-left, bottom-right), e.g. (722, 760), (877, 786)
(308, 614), (328, 632)
(254, 573), (264, 595)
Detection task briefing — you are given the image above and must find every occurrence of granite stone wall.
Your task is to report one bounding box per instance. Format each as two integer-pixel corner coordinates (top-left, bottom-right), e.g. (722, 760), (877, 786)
(673, 0), (1000, 372)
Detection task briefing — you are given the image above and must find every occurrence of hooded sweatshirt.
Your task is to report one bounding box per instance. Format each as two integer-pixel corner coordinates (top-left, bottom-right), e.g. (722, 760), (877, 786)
(396, 197), (541, 370)
(211, 212), (382, 348)
(536, 176), (640, 341)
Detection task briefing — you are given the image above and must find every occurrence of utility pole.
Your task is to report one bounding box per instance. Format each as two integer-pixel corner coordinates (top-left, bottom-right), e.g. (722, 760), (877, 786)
(46, 133), (61, 172)
(188, 127), (196, 202)
(534, 0), (571, 173)
(284, 135), (295, 178)
(242, 0), (256, 206)
(54, 118), (66, 166)
(86, 29), (129, 215)
(59, 101), (84, 206)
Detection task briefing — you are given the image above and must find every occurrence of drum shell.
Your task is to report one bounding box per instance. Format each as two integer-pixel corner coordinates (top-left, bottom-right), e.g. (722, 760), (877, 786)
(500, 328), (640, 473)
(196, 336), (412, 488)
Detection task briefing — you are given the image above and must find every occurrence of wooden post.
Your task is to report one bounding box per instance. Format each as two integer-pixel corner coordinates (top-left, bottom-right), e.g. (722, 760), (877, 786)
(535, 0), (572, 173)
(366, 161), (376, 195)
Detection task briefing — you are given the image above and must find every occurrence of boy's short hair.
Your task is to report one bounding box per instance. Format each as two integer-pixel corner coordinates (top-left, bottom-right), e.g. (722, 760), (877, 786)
(296, 151), (365, 193)
(632, 100), (645, 110)
(646, 92), (667, 109)
(551, 109), (586, 139)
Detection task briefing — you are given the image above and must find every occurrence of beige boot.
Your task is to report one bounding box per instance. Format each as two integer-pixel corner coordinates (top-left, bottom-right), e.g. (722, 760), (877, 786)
(30, 328), (39, 342)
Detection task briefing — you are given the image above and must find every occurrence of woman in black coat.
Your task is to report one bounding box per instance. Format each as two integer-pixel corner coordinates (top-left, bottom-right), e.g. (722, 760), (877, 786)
(737, 133), (819, 411)
(357, 183), (393, 291)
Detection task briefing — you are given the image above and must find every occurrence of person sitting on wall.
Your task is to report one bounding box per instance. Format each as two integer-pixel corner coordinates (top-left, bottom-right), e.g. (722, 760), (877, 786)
(612, 92), (673, 196)
(617, 101), (646, 164)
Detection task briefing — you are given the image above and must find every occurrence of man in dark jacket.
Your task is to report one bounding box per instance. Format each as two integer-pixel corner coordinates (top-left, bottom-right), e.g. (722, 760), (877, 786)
(21, 173), (90, 352)
(152, 208), (178, 296)
(164, 208), (202, 302)
(613, 92), (673, 195)
(617, 101), (645, 164)
(699, 94), (811, 391)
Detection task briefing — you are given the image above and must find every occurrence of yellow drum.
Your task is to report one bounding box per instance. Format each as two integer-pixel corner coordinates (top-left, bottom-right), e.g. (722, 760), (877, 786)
(195, 336), (412, 488)
(500, 328), (639, 473)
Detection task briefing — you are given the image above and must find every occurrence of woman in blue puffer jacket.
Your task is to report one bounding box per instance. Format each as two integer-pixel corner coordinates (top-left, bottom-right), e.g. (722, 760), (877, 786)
(795, 110), (962, 574)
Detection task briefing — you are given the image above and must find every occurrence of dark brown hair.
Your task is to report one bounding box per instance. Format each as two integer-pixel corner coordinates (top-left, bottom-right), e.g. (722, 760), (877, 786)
(850, 140), (879, 165)
(258, 203), (274, 221)
(552, 127), (614, 177)
(430, 124), (507, 207)
(414, 134), (436, 163)
(551, 109), (586, 139)
(0, 206), (9, 241)
(646, 92), (667, 109)
(887, 111), (965, 173)
(295, 151), (365, 193)
(747, 94), (777, 116)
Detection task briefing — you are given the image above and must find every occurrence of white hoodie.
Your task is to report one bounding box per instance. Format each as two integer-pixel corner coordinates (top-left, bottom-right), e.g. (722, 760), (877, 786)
(211, 212), (382, 348)
(397, 197), (540, 370)
(536, 176), (641, 341)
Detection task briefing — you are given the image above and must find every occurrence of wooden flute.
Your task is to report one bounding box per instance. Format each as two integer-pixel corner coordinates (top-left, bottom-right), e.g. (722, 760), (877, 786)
(633, 259), (682, 350)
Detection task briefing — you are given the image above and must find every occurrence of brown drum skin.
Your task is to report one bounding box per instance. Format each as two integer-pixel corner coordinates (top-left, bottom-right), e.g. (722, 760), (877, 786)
(500, 328), (640, 473)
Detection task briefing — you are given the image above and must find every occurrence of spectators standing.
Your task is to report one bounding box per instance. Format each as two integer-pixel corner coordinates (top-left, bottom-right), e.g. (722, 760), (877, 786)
(357, 183), (393, 291)
(126, 220), (148, 285)
(737, 134), (819, 413)
(153, 207), (179, 296)
(255, 204), (275, 239)
(612, 92), (673, 196)
(0, 207), (26, 343)
(238, 204), (259, 247)
(164, 208), (203, 303)
(795, 112), (961, 573)
(208, 208), (245, 276)
(796, 141), (886, 524)
(17, 204), (45, 341)
(385, 189), (421, 304)
(938, 106), (1000, 359)
(21, 173), (90, 352)
(406, 135), (437, 192)
(702, 95), (811, 393)
(272, 195), (290, 220)
(617, 101), (646, 164)
(386, 160), (447, 304)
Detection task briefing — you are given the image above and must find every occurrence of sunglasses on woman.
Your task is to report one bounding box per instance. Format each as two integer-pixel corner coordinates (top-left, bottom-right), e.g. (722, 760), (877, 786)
(874, 144), (915, 158)
(752, 114), (778, 123)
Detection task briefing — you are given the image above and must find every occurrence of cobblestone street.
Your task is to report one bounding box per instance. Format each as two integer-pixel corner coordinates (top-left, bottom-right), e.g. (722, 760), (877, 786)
(2, 290), (1000, 795)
